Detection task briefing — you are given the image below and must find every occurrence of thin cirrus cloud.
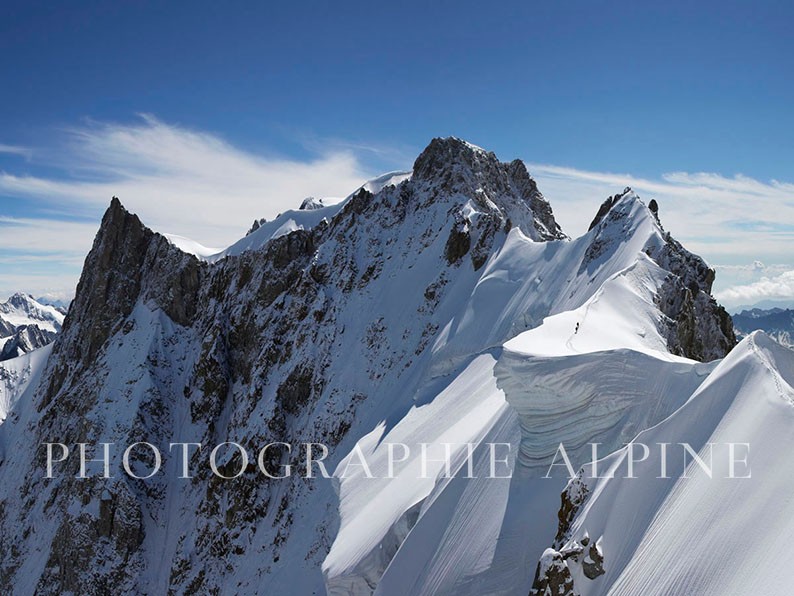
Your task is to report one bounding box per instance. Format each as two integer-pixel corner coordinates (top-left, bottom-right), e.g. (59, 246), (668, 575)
(0, 115), (375, 299)
(0, 115), (792, 307)
(0, 144), (32, 160)
(714, 270), (794, 307)
(1, 114), (373, 244)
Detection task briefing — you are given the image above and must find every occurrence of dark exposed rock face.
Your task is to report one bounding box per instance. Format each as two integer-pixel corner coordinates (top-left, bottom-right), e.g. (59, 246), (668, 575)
(413, 137), (567, 243)
(581, 537), (605, 580)
(0, 325), (54, 361)
(0, 139), (567, 595)
(444, 213), (472, 265)
(655, 233), (737, 361)
(246, 217), (266, 236)
(553, 476), (589, 549)
(42, 198), (205, 408)
(0, 318), (13, 338)
(530, 478), (604, 595)
(587, 190), (624, 231)
(584, 188), (736, 361)
(529, 550), (575, 596)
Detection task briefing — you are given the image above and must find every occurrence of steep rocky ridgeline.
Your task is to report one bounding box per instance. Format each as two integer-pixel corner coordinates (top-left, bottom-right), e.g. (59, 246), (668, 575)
(0, 138), (737, 595)
(585, 188), (736, 360)
(0, 138), (571, 594)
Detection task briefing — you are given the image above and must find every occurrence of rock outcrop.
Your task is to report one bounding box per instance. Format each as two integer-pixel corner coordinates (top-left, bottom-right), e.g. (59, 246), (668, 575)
(0, 325), (52, 361)
(585, 187), (736, 361)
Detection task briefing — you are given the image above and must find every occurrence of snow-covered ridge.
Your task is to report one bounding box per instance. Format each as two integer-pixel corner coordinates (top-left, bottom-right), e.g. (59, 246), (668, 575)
(0, 137), (744, 595)
(168, 170), (413, 262)
(529, 331), (794, 596)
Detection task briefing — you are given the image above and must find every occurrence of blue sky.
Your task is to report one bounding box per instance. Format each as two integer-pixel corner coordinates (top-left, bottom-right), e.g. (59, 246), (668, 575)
(0, 0), (792, 308)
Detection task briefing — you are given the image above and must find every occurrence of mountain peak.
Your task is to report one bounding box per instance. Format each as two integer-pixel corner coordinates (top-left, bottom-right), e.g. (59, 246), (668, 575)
(586, 187), (662, 232)
(412, 136), (497, 182)
(6, 292), (34, 308)
(410, 137), (566, 241)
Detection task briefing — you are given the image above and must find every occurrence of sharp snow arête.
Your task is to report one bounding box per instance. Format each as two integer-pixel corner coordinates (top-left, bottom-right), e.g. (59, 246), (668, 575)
(2, 138), (787, 596)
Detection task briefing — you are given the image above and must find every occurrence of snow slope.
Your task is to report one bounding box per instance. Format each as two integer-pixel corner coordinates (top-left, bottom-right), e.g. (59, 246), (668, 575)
(0, 138), (742, 595)
(538, 331), (794, 596)
(323, 191), (728, 595)
(0, 343), (52, 423)
(162, 234), (222, 258)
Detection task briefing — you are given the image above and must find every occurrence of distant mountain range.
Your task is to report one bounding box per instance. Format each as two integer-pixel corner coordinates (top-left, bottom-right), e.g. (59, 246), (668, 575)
(0, 293), (65, 361)
(733, 307), (794, 349)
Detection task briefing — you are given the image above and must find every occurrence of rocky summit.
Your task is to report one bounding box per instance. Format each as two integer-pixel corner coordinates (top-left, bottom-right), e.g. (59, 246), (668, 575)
(0, 138), (749, 596)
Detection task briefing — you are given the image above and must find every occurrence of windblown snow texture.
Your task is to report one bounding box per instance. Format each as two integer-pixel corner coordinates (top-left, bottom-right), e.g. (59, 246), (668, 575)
(0, 137), (761, 596)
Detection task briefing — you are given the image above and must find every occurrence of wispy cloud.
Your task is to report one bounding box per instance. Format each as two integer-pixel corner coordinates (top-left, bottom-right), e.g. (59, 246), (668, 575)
(529, 162), (794, 303)
(1, 118), (792, 307)
(530, 163), (794, 245)
(715, 270), (794, 308)
(0, 143), (32, 160)
(0, 216), (97, 256)
(0, 114), (374, 246)
(0, 115), (377, 298)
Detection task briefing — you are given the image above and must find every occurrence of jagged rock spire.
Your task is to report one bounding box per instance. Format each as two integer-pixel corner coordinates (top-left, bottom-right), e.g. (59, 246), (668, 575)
(412, 137), (566, 242)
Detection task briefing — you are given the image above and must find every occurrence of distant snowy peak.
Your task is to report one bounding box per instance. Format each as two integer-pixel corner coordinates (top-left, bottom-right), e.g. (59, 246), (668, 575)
(733, 307), (794, 348)
(0, 293), (64, 336)
(0, 325), (52, 361)
(0, 293), (64, 362)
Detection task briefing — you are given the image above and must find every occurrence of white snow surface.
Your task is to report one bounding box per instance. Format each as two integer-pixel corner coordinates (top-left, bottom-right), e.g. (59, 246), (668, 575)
(0, 167), (784, 596)
(162, 234), (222, 258)
(549, 331), (794, 595)
(320, 191), (741, 595)
(0, 343), (51, 424)
(0, 293), (64, 336)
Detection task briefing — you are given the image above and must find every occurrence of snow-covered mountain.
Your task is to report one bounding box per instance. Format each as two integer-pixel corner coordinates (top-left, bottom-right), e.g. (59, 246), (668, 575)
(0, 137), (771, 596)
(0, 294), (65, 362)
(733, 307), (794, 349)
(529, 332), (794, 596)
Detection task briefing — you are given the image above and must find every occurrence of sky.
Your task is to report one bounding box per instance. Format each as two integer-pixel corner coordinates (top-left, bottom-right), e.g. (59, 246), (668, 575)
(0, 0), (792, 309)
